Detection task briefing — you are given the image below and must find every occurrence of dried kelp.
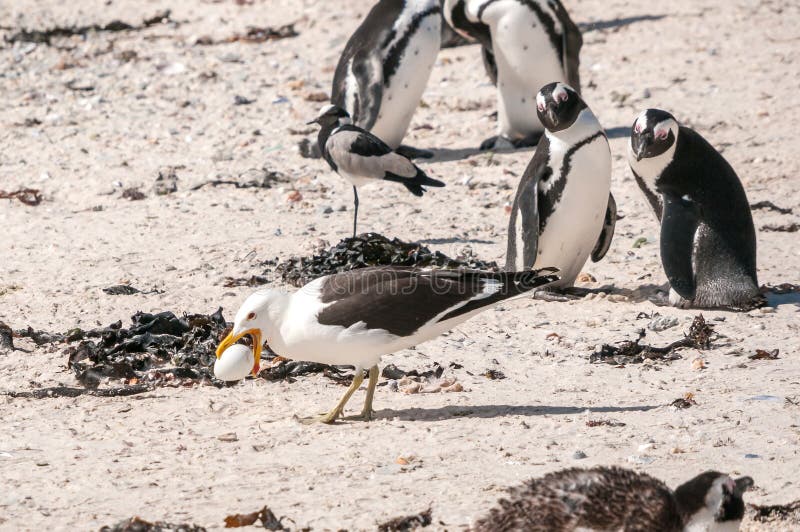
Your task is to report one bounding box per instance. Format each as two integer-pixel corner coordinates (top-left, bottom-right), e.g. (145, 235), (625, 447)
(100, 516), (206, 532)
(4, 10), (174, 45)
(275, 233), (499, 287)
(0, 188), (42, 206)
(590, 315), (714, 365)
(378, 508), (433, 531)
(749, 349), (779, 360)
(751, 201), (793, 215)
(103, 285), (142, 295)
(122, 188), (146, 201)
(484, 369), (507, 380)
(224, 506), (289, 530)
(223, 24), (298, 44)
(381, 363), (444, 381)
(762, 223), (799, 233)
(586, 419), (626, 427)
(3, 385), (151, 399)
(749, 500), (800, 522)
(190, 167), (290, 191)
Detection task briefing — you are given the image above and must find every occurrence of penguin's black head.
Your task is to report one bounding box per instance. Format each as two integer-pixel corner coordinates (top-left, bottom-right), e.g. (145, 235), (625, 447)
(308, 104), (351, 127)
(630, 108), (679, 161)
(674, 471), (754, 529)
(536, 82), (586, 132)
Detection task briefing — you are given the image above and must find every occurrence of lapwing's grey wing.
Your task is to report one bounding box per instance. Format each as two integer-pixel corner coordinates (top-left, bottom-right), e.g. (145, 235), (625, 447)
(506, 135), (551, 270)
(317, 266), (559, 337)
(591, 192), (617, 262)
(660, 194), (699, 300)
(325, 126), (417, 180)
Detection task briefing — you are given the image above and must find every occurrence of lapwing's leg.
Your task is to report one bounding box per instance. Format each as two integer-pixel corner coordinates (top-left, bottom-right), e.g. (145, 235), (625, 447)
(352, 186), (359, 238)
(299, 367), (365, 425)
(395, 145), (433, 160)
(347, 365), (379, 421)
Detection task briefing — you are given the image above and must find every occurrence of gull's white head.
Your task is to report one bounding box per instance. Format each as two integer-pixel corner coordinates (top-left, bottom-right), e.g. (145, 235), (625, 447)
(215, 289), (286, 377)
(307, 104), (351, 127)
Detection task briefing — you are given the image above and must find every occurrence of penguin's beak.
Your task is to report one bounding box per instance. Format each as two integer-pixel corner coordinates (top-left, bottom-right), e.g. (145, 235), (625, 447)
(734, 476), (754, 494)
(632, 135), (648, 161)
(546, 105), (559, 127)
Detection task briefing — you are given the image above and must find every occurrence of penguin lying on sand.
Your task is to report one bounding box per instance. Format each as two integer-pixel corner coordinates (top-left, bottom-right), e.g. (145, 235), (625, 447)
(444, 0), (582, 150)
(473, 466), (754, 532)
(628, 109), (759, 309)
(332, 0), (442, 160)
(506, 83), (616, 290)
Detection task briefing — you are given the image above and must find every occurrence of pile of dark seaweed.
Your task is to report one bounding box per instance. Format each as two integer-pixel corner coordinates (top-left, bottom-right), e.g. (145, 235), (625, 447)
(274, 232), (499, 288)
(590, 315), (714, 365)
(7, 309), (351, 397)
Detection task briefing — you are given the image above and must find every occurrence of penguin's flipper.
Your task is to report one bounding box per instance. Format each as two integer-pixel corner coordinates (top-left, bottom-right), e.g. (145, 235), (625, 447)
(591, 192), (617, 262)
(553, 0), (583, 92)
(660, 194), (699, 301)
(506, 137), (551, 270)
(351, 49), (384, 131)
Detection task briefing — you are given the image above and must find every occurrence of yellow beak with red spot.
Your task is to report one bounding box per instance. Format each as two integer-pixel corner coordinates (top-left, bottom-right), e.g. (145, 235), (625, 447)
(216, 328), (262, 377)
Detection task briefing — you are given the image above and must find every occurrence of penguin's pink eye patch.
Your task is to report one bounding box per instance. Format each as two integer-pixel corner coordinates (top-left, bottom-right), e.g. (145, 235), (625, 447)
(655, 129), (669, 140)
(634, 123), (643, 134)
(537, 103), (545, 112)
(557, 92), (568, 102)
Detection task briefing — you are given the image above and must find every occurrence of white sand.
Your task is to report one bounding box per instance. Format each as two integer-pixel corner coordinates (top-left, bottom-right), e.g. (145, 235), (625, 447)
(1, 0), (799, 529)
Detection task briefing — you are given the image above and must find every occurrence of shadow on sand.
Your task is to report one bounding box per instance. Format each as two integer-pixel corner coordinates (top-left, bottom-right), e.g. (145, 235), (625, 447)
(580, 15), (667, 32)
(375, 403), (658, 422)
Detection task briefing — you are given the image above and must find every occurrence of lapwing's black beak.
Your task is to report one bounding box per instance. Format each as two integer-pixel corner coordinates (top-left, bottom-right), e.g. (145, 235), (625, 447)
(306, 118), (320, 125)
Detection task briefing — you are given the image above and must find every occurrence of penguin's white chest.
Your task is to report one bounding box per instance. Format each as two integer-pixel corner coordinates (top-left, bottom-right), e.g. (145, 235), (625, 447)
(481, 2), (567, 139)
(533, 136), (611, 285)
(370, 13), (441, 148)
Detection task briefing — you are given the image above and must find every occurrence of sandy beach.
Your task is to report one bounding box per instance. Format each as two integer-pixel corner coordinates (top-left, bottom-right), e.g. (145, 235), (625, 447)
(1, 0), (799, 529)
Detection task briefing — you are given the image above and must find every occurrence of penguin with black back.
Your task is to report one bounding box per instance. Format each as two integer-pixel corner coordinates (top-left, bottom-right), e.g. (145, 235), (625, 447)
(473, 466), (754, 532)
(331, 0), (442, 160)
(506, 83), (616, 290)
(628, 109), (759, 309)
(443, 0), (582, 150)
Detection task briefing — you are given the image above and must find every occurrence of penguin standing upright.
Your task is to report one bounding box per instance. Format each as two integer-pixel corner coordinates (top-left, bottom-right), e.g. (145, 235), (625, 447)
(506, 83), (616, 289)
(332, 0), (442, 159)
(443, 0), (582, 149)
(628, 109), (759, 309)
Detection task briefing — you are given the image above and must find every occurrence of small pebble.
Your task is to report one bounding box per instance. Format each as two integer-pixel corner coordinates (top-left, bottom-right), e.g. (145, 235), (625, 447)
(572, 450), (587, 460)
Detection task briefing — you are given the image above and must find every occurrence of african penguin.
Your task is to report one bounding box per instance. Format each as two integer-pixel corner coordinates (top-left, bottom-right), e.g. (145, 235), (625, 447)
(308, 104), (445, 237)
(628, 109), (759, 309)
(473, 466), (754, 532)
(505, 83), (616, 288)
(443, 0), (582, 150)
(331, 0), (442, 159)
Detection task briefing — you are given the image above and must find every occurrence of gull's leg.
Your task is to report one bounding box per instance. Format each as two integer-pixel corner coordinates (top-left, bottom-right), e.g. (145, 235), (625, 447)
(347, 365), (379, 421)
(298, 367), (365, 425)
(352, 186), (359, 238)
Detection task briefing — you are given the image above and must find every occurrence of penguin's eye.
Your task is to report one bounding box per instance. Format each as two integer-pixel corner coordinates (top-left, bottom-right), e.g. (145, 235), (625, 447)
(634, 124), (643, 134)
(558, 92), (568, 102)
(246, 312), (256, 320)
(537, 103), (545, 112)
(655, 129), (669, 140)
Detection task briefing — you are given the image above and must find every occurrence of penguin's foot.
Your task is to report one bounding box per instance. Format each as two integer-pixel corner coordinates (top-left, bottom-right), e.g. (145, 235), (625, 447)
(480, 135), (514, 151)
(511, 132), (543, 149)
(532, 287), (584, 302)
(668, 288), (693, 309)
(395, 145), (433, 159)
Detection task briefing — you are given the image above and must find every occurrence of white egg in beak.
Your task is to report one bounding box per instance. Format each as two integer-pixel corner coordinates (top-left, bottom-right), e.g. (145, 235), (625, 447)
(214, 343), (255, 381)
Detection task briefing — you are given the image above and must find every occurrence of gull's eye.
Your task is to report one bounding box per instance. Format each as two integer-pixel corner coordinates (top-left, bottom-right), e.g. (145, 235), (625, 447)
(246, 312), (256, 320)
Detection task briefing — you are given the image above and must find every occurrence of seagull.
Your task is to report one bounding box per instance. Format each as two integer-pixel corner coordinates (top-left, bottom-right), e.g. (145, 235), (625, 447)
(307, 105), (445, 237)
(216, 265), (558, 424)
